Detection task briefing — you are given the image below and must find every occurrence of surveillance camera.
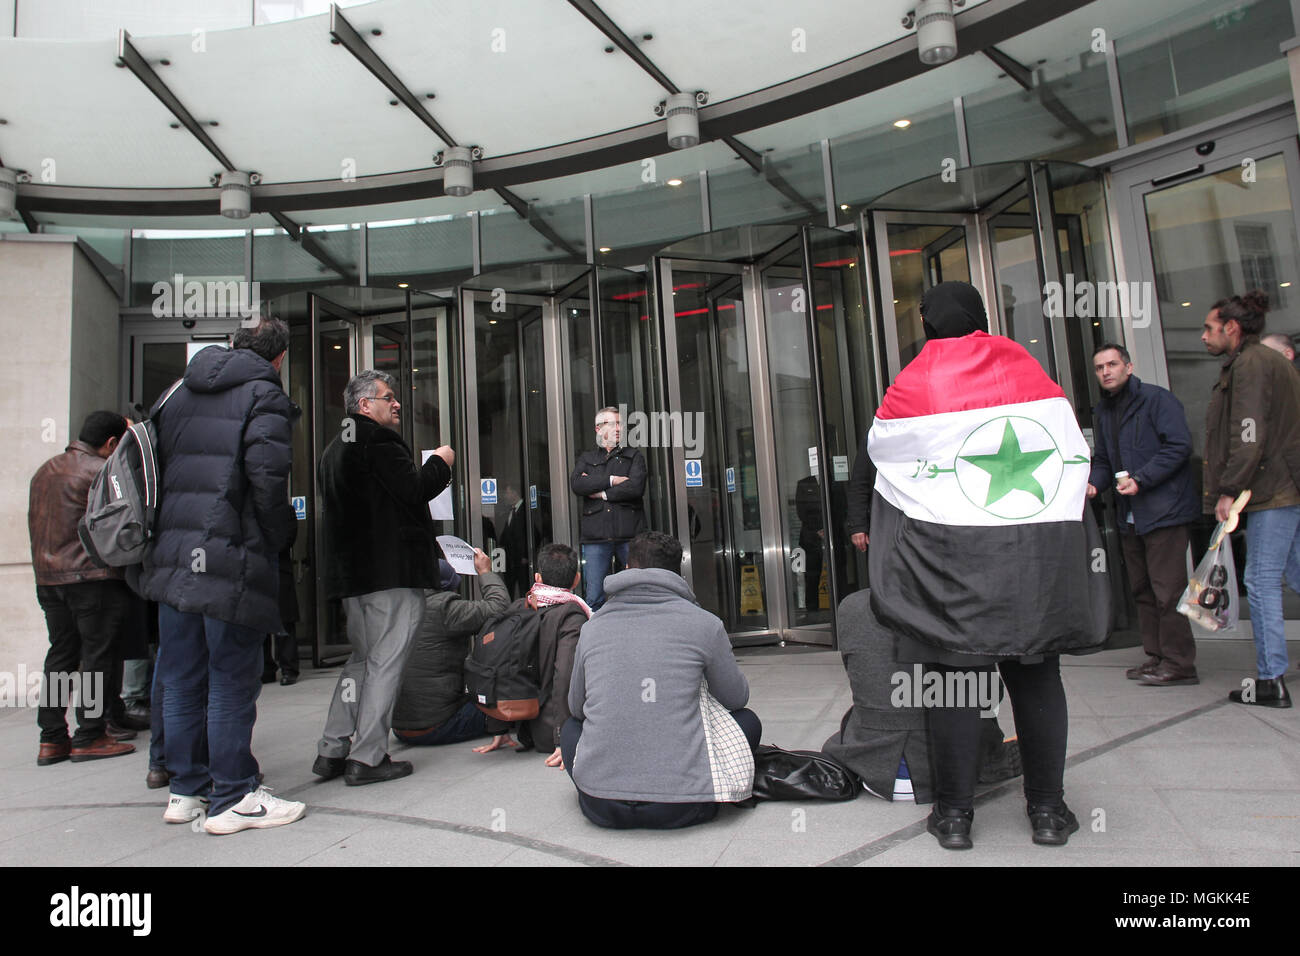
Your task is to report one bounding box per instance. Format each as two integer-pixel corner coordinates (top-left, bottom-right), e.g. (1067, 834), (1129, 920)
(182, 319), (197, 329)
(1195, 141), (1216, 157)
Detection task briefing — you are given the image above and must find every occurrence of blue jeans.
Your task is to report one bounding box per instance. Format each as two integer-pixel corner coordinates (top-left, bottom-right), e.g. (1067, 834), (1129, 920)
(393, 700), (487, 746)
(156, 605), (263, 815)
(582, 541), (629, 611)
(1242, 505), (1300, 679)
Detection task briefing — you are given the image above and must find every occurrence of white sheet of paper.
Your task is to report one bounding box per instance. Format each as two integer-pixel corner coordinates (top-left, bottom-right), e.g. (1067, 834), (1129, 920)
(436, 535), (478, 575)
(421, 450), (454, 520)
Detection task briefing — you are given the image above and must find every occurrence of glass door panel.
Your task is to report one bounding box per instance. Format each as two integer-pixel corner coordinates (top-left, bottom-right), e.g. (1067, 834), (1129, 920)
(670, 269), (769, 632)
(1143, 153), (1300, 467)
(883, 220), (971, 371)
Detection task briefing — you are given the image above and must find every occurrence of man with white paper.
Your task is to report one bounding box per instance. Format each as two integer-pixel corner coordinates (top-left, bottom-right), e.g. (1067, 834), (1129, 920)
(314, 370), (456, 785)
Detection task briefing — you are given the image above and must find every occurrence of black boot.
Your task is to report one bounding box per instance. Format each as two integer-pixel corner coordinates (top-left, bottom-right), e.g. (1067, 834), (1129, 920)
(1228, 675), (1292, 708)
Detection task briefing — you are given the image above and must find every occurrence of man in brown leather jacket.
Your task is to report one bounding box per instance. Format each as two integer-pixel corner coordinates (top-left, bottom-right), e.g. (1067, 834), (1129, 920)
(28, 411), (136, 765)
(1202, 292), (1300, 708)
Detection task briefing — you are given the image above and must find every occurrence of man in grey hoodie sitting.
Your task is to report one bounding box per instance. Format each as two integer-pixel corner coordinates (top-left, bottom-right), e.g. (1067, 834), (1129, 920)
(562, 531), (761, 829)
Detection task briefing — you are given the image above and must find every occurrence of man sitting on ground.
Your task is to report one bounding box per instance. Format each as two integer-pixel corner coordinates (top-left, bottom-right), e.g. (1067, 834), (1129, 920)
(562, 531), (761, 829)
(391, 550), (510, 746)
(472, 543), (589, 767)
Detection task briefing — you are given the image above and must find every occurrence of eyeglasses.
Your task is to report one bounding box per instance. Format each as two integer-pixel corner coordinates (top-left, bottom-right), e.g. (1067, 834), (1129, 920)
(364, 393), (397, 404)
(596, 419), (618, 428)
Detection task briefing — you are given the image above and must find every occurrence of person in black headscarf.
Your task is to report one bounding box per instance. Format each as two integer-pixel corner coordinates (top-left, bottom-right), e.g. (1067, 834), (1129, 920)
(870, 281), (1095, 851)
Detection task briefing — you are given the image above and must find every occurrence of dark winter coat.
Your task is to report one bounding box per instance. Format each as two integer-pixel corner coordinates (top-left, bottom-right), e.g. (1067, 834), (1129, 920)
(391, 572), (510, 732)
(137, 347), (297, 633)
(1088, 375), (1200, 535)
(318, 414), (451, 600)
(570, 446), (647, 543)
(1203, 336), (1300, 513)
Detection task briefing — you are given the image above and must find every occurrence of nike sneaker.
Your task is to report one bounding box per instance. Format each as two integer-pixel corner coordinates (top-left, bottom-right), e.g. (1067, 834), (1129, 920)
(163, 793), (210, 824)
(203, 786), (305, 835)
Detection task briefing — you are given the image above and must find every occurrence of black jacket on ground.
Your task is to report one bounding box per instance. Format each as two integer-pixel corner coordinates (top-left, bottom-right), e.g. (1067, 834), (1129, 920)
(138, 347), (297, 633)
(392, 572), (510, 732)
(318, 414), (451, 600)
(570, 446), (647, 542)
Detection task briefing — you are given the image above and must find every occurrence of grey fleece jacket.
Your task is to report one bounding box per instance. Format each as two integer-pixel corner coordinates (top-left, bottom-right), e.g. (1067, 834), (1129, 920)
(567, 568), (749, 803)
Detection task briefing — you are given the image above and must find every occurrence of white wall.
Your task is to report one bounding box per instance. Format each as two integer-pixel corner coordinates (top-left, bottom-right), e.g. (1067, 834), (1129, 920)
(0, 237), (120, 680)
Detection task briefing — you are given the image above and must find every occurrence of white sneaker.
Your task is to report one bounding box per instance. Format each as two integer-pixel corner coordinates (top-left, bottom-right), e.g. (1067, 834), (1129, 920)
(163, 792), (210, 824)
(203, 786), (305, 835)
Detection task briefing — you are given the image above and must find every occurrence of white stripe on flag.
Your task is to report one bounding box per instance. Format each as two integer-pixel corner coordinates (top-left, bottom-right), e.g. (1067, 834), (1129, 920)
(869, 397), (1091, 527)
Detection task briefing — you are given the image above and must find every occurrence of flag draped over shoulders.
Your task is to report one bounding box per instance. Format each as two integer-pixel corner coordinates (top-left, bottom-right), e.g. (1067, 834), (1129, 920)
(867, 331), (1108, 658)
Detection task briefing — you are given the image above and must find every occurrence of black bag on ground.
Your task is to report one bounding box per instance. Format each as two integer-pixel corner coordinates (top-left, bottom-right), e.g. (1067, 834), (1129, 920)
(751, 745), (860, 802)
(465, 604), (543, 722)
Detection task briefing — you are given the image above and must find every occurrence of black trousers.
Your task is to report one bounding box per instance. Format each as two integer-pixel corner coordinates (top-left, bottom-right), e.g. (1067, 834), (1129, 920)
(262, 623), (299, 679)
(35, 580), (131, 745)
(560, 710), (762, 829)
(926, 656), (1067, 813)
(1120, 525), (1197, 672)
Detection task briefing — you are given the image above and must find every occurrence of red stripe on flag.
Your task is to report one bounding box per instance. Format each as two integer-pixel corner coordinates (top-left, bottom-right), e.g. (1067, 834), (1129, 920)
(875, 331), (1064, 420)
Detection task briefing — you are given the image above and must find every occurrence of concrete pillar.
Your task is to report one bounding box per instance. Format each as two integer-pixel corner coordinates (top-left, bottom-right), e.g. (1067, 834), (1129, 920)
(0, 236), (121, 685)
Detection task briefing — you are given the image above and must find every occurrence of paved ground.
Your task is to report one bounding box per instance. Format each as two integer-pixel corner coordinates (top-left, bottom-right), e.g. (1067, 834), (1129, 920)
(1, 635), (1296, 867)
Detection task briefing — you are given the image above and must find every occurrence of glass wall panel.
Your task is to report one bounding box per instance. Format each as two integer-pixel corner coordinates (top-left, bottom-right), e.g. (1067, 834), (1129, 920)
(481, 196), (587, 269)
(411, 295), (463, 541)
(965, 53), (1117, 164)
(832, 103), (959, 215)
(1118, 0), (1292, 145)
(709, 144), (826, 231)
(255, 226), (354, 292)
(368, 215), (474, 287)
(594, 176), (703, 268)
(989, 217), (1053, 374)
(130, 232), (245, 307)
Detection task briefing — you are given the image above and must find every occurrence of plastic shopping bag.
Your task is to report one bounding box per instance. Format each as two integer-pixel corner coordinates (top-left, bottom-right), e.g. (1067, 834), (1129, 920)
(1177, 530), (1239, 632)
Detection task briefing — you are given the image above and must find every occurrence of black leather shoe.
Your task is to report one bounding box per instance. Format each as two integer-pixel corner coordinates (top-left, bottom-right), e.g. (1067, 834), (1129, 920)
(344, 755), (413, 786)
(1228, 676), (1292, 708)
(279, 674), (298, 686)
(118, 703), (152, 731)
(106, 722), (137, 742)
(146, 767), (173, 789)
(1028, 804), (1079, 846)
(926, 806), (974, 850)
(312, 755), (346, 780)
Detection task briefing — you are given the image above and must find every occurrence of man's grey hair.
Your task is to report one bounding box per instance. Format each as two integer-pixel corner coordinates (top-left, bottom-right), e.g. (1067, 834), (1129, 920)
(344, 370), (396, 414)
(595, 406), (620, 426)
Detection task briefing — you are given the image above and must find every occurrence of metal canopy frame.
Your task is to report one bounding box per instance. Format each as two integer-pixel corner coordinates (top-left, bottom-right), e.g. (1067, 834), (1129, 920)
(15, 0), (1097, 218)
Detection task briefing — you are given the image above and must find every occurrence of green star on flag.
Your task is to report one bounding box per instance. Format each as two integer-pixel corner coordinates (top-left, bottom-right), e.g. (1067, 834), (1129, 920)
(959, 420), (1054, 507)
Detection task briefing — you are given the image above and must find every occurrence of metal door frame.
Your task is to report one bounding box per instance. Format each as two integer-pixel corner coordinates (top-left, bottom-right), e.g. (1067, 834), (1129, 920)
(309, 293), (361, 664)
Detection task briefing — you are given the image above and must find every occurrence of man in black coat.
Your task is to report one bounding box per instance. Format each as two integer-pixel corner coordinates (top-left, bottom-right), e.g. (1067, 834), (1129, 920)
(139, 319), (304, 835)
(569, 406), (646, 610)
(314, 370), (454, 786)
(1087, 343), (1201, 686)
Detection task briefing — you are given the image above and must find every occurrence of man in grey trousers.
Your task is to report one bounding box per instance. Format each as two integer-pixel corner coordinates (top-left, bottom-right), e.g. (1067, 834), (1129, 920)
(313, 370), (454, 785)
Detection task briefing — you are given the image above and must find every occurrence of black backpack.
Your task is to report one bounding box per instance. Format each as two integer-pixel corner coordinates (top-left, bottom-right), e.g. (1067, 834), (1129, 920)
(751, 745), (860, 802)
(464, 604), (544, 722)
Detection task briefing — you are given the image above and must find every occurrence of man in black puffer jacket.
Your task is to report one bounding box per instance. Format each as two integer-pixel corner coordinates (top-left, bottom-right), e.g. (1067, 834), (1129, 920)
(139, 318), (304, 835)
